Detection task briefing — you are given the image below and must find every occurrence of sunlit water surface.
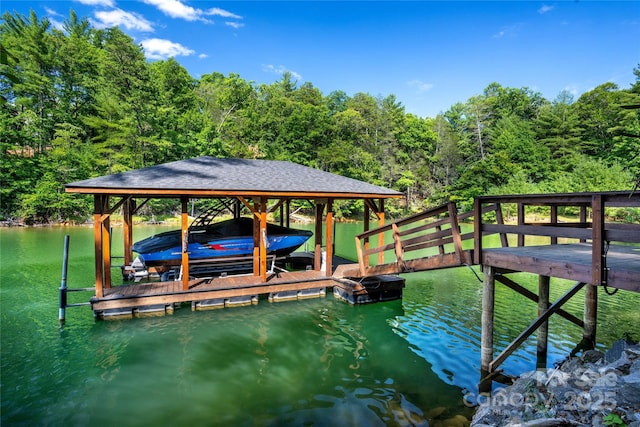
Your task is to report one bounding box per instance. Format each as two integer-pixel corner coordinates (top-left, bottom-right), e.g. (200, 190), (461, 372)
(1, 225), (639, 426)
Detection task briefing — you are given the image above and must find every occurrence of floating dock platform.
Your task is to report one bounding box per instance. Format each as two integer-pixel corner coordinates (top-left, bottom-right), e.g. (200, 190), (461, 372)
(92, 258), (405, 319)
(333, 275), (406, 304)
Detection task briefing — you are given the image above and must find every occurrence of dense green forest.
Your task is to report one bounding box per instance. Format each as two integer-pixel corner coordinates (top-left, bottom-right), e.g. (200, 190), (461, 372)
(1, 10), (639, 223)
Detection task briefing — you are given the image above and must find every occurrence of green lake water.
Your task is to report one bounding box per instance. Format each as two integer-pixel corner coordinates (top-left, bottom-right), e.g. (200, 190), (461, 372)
(1, 225), (639, 426)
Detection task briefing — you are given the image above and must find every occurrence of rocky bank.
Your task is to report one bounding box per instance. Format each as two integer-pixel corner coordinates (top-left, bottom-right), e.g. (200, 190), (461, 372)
(471, 340), (640, 427)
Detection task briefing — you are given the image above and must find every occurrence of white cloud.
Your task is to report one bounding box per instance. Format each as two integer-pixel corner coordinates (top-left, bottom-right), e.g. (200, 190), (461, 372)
(538, 4), (555, 14)
(207, 7), (242, 19)
(408, 79), (434, 93)
(141, 38), (195, 59)
(74, 0), (115, 6)
(225, 21), (245, 29)
(44, 7), (65, 30)
(493, 24), (521, 38)
(198, 53), (208, 59)
(142, 0), (244, 24)
(142, 0), (201, 21)
(93, 8), (154, 32)
(45, 6), (63, 17)
(262, 64), (302, 81)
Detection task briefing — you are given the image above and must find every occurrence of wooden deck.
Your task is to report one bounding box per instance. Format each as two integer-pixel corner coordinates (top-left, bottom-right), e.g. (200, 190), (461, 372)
(93, 270), (338, 313)
(344, 192), (639, 381)
(89, 254), (393, 316)
(483, 243), (640, 293)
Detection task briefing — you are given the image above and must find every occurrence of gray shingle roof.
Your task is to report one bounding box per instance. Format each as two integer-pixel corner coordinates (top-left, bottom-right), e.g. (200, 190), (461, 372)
(65, 156), (403, 198)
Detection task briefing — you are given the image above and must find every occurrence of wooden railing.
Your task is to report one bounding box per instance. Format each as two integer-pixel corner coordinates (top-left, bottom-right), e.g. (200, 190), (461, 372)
(351, 191), (639, 280)
(474, 191), (640, 286)
(352, 202), (502, 277)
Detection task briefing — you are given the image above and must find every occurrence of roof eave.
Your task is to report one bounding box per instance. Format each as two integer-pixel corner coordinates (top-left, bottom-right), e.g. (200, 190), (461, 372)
(64, 186), (404, 199)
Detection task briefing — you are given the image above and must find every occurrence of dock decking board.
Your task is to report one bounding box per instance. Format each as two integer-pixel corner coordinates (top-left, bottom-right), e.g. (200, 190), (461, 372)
(88, 258), (369, 314)
(93, 270), (341, 311)
(483, 243), (640, 292)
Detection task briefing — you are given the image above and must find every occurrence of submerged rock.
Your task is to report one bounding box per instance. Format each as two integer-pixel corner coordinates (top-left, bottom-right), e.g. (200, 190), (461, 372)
(470, 340), (640, 427)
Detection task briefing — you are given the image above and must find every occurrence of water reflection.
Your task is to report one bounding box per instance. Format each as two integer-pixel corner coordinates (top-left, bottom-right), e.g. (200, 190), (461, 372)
(42, 297), (474, 427)
(2, 226), (639, 427)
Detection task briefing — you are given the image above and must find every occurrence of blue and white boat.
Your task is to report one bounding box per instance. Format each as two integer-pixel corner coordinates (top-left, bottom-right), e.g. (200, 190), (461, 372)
(132, 217), (313, 267)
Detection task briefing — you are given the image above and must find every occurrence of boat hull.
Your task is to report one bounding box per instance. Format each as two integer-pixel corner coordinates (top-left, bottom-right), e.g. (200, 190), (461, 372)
(132, 218), (313, 267)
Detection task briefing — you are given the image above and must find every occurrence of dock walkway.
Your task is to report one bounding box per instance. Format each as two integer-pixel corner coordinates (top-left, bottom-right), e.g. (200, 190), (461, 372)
(344, 191), (639, 381)
(483, 243), (639, 291)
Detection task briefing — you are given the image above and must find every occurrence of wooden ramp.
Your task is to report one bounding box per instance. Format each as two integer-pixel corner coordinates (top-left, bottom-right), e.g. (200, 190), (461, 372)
(341, 202), (495, 279)
(342, 195), (639, 294)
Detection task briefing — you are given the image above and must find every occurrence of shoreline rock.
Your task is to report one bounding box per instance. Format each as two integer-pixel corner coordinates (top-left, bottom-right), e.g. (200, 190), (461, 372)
(471, 340), (640, 427)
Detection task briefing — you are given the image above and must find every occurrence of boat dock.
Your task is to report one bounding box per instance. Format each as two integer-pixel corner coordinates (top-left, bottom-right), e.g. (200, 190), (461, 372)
(64, 157), (639, 387)
(87, 255), (405, 319)
(63, 157), (407, 319)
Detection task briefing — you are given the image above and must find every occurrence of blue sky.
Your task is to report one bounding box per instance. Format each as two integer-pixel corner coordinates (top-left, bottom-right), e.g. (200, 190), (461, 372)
(3, 1), (639, 117)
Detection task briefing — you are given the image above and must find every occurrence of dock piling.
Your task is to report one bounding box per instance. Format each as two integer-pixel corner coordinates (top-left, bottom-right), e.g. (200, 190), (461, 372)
(536, 275), (550, 370)
(58, 235), (70, 324)
(583, 284), (598, 349)
(480, 266), (495, 392)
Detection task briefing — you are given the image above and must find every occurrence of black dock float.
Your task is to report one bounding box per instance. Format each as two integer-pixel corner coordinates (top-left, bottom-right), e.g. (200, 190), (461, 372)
(333, 275), (406, 304)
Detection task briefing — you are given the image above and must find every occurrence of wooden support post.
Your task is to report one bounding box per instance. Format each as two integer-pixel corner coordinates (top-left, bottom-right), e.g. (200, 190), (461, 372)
(436, 224), (445, 255)
(325, 199), (334, 277)
(391, 223), (403, 263)
(314, 202), (325, 271)
(260, 198), (268, 282)
(181, 197), (190, 291)
(579, 206), (587, 243)
(517, 203), (525, 247)
(234, 198), (241, 219)
(448, 202), (463, 263)
(377, 199), (385, 265)
(481, 266), (496, 373)
(495, 203), (509, 248)
(473, 198), (482, 265)
(592, 194), (605, 286)
(363, 201), (370, 267)
(123, 198), (134, 265)
(550, 205), (558, 245)
(583, 284), (598, 349)
(93, 195), (105, 298)
(537, 275), (550, 370)
(355, 234), (366, 277)
(252, 200), (259, 276)
(480, 266), (496, 392)
(103, 213), (111, 288)
(285, 199), (291, 228)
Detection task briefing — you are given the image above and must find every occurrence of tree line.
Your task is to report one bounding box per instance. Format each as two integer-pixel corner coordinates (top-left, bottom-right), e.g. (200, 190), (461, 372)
(1, 10), (639, 223)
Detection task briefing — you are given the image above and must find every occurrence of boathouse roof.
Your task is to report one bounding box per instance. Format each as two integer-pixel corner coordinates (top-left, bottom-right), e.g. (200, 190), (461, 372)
(65, 156), (403, 199)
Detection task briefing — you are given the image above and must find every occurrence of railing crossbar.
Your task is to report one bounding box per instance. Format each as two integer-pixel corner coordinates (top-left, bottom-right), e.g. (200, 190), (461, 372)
(395, 217), (452, 238)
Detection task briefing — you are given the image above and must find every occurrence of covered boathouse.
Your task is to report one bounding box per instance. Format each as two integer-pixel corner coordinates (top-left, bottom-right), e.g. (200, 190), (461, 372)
(64, 156), (405, 318)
